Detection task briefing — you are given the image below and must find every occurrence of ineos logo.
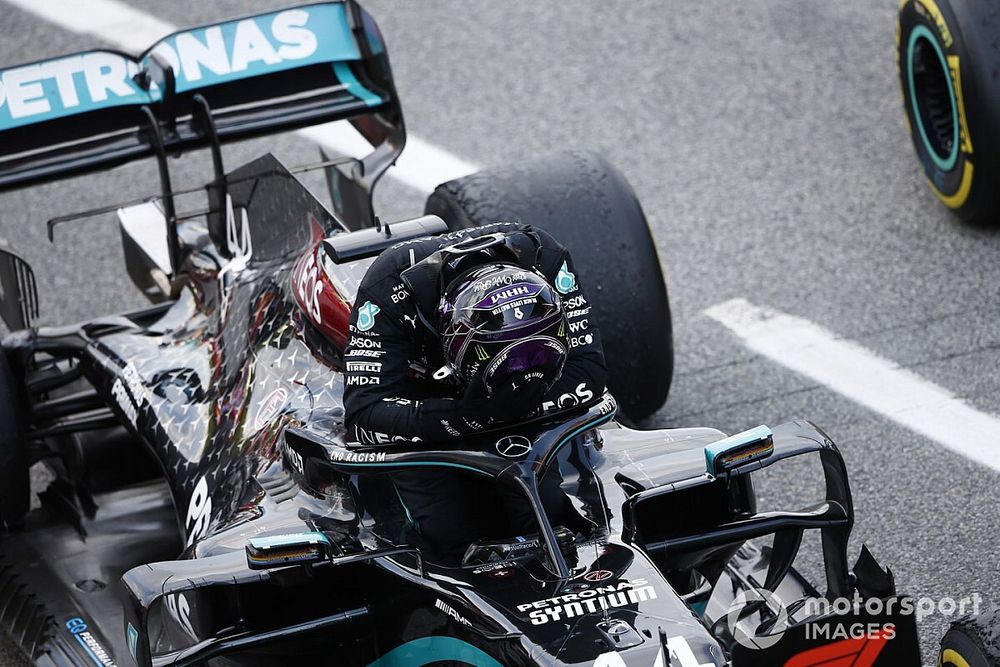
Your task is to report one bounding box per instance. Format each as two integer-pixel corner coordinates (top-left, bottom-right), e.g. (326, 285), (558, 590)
(582, 569), (614, 582)
(495, 435), (532, 458)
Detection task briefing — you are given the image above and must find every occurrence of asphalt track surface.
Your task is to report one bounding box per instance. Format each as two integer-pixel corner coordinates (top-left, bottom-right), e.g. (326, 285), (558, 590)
(1, 1), (998, 665)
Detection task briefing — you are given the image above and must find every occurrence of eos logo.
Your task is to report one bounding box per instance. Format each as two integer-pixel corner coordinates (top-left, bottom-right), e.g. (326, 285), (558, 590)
(542, 382), (594, 413)
(495, 435), (532, 458)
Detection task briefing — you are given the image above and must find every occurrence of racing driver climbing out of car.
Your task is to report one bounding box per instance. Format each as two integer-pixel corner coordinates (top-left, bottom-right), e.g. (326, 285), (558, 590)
(343, 222), (606, 564)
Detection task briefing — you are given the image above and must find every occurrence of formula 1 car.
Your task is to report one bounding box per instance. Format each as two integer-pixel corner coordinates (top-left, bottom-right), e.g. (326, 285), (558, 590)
(0, 2), (924, 666)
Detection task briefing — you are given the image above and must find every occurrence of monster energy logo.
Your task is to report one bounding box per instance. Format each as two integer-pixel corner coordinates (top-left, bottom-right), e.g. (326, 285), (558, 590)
(475, 345), (490, 361)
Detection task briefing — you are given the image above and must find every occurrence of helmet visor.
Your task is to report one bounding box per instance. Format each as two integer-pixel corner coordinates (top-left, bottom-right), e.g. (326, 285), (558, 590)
(482, 337), (567, 393)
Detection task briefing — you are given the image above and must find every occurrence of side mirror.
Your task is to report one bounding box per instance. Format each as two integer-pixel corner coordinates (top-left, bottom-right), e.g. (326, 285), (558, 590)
(245, 531), (333, 570)
(704, 425), (774, 478)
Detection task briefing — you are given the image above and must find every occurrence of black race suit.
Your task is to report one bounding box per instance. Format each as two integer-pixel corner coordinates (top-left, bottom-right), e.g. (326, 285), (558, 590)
(343, 222), (606, 562)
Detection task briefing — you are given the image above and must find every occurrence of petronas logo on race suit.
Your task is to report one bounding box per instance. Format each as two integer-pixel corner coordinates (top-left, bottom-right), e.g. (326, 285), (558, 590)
(357, 301), (381, 332)
(555, 262), (577, 295)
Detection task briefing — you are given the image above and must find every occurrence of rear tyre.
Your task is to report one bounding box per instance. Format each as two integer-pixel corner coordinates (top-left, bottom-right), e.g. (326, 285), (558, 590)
(0, 351), (29, 529)
(425, 150), (673, 421)
(897, 0), (1000, 225)
(939, 608), (1000, 666)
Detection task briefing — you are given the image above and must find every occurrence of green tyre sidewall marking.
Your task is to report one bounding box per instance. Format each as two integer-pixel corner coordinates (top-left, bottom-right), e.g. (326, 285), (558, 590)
(366, 636), (504, 667)
(906, 23), (960, 172)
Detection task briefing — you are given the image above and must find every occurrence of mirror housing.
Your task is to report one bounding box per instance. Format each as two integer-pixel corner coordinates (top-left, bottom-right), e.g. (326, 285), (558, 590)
(245, 531), (333, 570)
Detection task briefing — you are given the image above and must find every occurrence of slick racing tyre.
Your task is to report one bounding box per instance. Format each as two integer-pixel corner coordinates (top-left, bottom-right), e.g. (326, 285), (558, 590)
(425, 150), (673, 421)
(938, 607), (1000, 666)
(897, 0), (1000, 225)
(0, 350), (29, 530)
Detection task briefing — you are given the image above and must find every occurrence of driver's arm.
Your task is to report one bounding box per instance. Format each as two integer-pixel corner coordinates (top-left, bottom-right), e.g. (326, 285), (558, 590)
(531, 229), (608, 413)
(343, 287), (476, 445)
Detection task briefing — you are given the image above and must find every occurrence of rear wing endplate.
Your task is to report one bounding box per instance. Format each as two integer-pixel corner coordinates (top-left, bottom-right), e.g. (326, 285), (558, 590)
(0, 243), (37, 330)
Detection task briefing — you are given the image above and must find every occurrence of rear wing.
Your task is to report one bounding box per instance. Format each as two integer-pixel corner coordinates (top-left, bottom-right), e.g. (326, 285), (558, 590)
(0, 1), (404, 218)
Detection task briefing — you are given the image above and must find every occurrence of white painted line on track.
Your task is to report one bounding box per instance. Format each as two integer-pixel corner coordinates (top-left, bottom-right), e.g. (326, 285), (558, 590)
(706, 298), (1000, 474)
(3, 0), (173, 52)
(2, 0), (479, 192)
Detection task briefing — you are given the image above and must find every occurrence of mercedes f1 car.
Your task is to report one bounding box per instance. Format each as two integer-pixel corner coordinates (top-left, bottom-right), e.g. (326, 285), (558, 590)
(0, 2), (925, 665)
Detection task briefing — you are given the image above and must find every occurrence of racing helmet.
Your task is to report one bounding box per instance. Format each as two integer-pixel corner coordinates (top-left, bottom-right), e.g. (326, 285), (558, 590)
(439, 263), (568, 395)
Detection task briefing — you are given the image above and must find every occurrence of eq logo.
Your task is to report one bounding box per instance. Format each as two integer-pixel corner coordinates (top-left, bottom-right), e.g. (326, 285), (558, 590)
(495, 435), (532, 458)
(65, 618), (87, 635)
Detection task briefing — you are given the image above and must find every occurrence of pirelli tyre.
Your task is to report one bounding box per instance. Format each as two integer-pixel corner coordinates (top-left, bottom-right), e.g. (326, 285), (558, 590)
(0, 350), (29, 530)
(938, 608), (1000, 667)
(425, 150), (673, 421)
(897, 0), (1000, 225)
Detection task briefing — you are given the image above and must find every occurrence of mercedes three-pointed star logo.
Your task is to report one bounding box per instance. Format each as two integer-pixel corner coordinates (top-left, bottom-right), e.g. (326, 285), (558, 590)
(495, 435), (532, 458)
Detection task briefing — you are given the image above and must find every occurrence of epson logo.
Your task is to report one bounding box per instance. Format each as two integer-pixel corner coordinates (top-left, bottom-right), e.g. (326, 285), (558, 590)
(348, 337), (382, 349)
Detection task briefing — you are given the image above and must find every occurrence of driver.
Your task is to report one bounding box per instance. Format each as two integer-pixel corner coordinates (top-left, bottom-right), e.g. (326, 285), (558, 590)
(343, 221), (606, 563)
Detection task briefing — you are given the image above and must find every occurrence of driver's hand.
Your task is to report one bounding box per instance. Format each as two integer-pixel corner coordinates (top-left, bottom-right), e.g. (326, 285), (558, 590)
(460, 373), (547, 425)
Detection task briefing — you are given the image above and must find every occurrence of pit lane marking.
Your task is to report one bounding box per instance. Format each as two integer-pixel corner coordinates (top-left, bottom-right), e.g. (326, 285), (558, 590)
(707, 298), (1000, 474)
(2, 0), (479, 193)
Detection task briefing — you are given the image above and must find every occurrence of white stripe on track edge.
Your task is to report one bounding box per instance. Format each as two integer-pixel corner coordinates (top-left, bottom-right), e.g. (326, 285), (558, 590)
(2, 0), (479, 192)
(706, 298), (1000, 474)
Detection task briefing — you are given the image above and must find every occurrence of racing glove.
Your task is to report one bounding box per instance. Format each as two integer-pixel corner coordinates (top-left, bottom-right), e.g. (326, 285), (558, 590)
(460, 372), (548, 425)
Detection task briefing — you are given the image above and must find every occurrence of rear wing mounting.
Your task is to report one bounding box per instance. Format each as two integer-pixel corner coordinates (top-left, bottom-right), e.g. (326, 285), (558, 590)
(0, 0), (405, 268)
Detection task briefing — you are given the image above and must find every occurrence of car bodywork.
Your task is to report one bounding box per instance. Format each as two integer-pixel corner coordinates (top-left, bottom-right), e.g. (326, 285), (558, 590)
(0, 3), (922, 666)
